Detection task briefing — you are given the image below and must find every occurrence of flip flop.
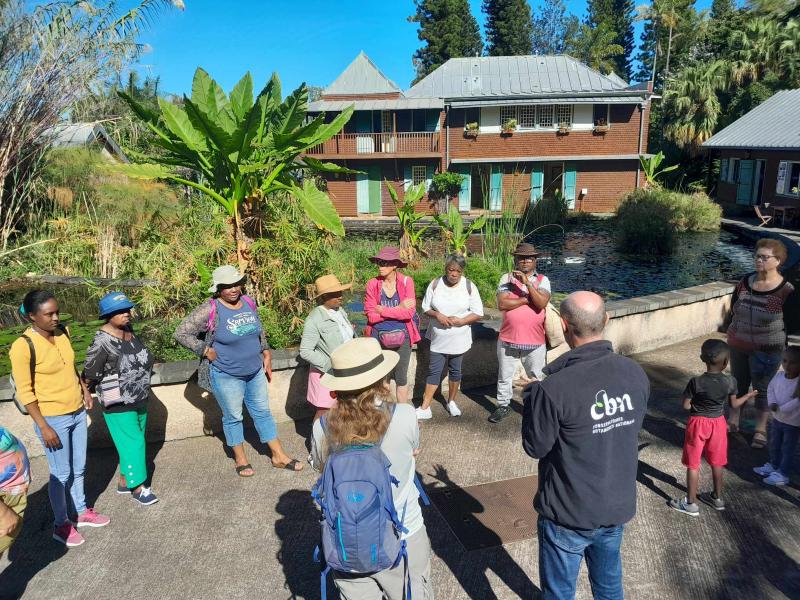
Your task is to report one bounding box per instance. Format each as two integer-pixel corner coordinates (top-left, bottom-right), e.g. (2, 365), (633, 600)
(235, 463), (255, 477)
(275, 459), (303, 472)
(751, 431), (767, 449)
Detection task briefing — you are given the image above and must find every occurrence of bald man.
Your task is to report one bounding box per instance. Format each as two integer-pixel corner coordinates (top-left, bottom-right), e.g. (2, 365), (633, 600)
(521, 292), (650, 600)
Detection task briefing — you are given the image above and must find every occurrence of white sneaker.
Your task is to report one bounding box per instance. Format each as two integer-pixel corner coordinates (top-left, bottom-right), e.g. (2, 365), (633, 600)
(763, 471), (790, 486)
(415, 407), (432, 420)
(447, 401), (462, 417)
(753, 462), (776, 477)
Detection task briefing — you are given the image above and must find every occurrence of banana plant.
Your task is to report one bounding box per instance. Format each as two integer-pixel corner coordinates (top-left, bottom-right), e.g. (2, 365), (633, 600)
(639, 151), (678, 188)
(433, 206), (487, 256)
(115, 67), (356, 270)
(386, 181), (432, 265)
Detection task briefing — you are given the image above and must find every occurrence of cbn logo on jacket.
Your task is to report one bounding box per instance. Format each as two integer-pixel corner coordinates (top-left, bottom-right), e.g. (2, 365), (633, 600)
(591, 390), (636, 434)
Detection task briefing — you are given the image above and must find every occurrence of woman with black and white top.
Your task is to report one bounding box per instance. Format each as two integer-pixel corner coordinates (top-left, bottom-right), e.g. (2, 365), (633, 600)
(83, 292), (158, 506)
(417, 254), (484, 420)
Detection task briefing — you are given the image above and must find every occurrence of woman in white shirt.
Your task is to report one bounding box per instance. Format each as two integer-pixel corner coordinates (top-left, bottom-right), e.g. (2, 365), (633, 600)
(417, 254), (484, 419)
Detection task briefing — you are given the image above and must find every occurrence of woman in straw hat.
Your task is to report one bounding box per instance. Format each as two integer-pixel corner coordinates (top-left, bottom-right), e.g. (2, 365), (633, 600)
(299, 274), (355, 421)
(310, 337), (433, 599)
(174, 265), (302, 477)
(364, 247), (421, 404)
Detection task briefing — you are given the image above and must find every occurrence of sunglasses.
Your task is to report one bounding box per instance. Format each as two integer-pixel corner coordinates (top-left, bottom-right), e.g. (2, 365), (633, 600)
(375, 260), (397, 267)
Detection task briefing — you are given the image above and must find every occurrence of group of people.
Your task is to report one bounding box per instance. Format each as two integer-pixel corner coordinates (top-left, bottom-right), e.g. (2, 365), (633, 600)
(2, 236), (798, 600)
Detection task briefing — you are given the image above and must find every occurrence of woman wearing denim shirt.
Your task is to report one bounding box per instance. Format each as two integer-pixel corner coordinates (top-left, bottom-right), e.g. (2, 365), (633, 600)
(175, 266), (303, 477)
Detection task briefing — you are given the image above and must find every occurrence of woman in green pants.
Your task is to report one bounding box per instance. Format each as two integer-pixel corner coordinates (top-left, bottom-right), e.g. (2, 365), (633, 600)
(83, 292), (158, 506)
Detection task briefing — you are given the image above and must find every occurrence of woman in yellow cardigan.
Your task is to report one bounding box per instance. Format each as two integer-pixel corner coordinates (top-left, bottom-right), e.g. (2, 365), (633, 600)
(9, 290), (110, 547)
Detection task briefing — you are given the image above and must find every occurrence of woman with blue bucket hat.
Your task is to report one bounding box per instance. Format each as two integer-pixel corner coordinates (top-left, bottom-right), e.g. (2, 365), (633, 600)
(82, 291), (158, 505)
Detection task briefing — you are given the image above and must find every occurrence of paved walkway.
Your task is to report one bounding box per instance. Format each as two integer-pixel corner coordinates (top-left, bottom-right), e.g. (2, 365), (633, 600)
(2, 334), (800, 599)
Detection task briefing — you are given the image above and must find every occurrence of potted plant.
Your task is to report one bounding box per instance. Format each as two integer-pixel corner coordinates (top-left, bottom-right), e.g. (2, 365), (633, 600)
(557, 121), (571, 135)
(501, 118), (517, 134)
(464, 121), (479, 138)
(593, 118), (609, 133)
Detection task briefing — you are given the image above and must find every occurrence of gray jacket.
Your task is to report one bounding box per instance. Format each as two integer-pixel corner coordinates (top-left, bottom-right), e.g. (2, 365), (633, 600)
(299, 305), (353, 372)
(174, 299), (270, 391)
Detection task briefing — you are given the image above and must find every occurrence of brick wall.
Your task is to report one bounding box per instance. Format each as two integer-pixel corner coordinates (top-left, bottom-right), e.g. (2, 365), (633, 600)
(714, 149), (800, 208)
(448, 104), (645, 159)
(575, 161), (638, 213)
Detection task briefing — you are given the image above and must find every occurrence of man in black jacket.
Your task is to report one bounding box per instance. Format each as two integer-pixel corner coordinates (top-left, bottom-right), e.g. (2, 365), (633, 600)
(521, 291), (649, 600)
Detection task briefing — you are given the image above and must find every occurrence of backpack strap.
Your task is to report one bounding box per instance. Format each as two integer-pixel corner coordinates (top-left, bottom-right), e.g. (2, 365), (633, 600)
(241, 294), (257, 311)
(20, 334), (36, 396)
(206, 298), (217, 332)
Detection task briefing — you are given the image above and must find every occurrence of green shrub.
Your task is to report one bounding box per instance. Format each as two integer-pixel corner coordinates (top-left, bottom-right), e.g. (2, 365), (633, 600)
(521, 191), (568, 233)
(615, 188), (721, 255)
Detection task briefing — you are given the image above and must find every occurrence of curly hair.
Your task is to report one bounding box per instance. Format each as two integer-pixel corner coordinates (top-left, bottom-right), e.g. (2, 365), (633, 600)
(325, 381), (393, 450)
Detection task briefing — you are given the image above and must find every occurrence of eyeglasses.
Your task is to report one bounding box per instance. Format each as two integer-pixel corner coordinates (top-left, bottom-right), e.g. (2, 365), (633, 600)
(755, 254), (777, 262)
(515, 256), (536, 262)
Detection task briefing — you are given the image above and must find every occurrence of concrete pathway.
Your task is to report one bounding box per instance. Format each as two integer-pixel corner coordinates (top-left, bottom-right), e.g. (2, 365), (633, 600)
(2, 334), (800, 599)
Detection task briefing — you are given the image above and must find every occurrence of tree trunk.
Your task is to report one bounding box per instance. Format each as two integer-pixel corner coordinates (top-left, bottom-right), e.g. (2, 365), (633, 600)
(665, 25), (673, 85)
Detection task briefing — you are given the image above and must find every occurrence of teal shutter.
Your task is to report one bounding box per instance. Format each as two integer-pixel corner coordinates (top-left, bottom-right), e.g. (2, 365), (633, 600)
(530, 163), (544, 204)
(736, 160), (754, 205)
(456, 165), (471, 211)
(490, 165), (503, 210)
(426, 165), (434, 192)
(368, 165), (382, 213)
(356, 172), (369, 213)
(403, 165), (412, 191)
(564, 163), (577, 209)
(720, 159), (729, 183)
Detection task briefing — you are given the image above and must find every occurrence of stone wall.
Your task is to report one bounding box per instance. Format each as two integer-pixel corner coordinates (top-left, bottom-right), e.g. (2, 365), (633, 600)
(1, 281), (734, 457)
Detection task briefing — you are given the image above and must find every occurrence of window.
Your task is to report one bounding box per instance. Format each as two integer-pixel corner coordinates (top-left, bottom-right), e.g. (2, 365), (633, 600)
(381, 111), (392, 133)
(593, 104), (609, 126)
(500, 106), (516, 126)
(777, 161), (800, 196)
(518, 105), (536, 128)
(555, 104), (573, 127)
(537, 105), (554, 128)
(412, 165), (427, 186)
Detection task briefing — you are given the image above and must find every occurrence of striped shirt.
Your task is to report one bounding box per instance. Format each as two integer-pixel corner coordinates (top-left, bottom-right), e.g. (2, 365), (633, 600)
(727, 274), (796, 354)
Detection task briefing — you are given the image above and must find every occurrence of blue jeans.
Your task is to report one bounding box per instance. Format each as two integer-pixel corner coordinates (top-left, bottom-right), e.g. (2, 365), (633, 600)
(730, 348), (783, 411)
(33, 409), (88, 526)
(769, 419), (800, 476)
(538, 516), (625, 600)
(210, 365), (277, 447)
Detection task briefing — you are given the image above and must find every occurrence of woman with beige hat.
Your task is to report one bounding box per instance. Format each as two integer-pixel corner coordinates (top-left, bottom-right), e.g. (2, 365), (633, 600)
(310, 337), (433, 599)
(299, 274), (355, 421)
(174, 265), (303, 477)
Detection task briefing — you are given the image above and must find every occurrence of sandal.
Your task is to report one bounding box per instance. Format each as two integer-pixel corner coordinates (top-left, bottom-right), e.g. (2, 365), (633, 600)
(727, 422), (739, 434)
(274, 459), (303, 472)
(751, 431), (767, 449)
(235, 463), (255, 477)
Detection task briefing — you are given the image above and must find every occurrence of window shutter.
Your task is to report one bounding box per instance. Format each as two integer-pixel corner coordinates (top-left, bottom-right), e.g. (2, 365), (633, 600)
(736, 160), (754, 205)
(426, 165), (434, 191)
(530, 163), (544, 204)
(776, 161), (788, 195)
(564, 163), (577, 209)
(720, 159), (729, 183)
(490, 165), (503, 210)
(457, 165), (471, 211)
(404, 165), (412, 191)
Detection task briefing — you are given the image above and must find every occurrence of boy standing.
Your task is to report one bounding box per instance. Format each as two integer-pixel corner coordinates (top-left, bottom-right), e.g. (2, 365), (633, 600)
(670, 339), (756, 516)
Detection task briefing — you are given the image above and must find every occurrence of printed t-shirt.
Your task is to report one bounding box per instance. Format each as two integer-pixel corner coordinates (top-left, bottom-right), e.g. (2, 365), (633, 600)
(212, 301), (263, 377)
(683, 372), (737, 418)
(497, 272), (551, 349)
(421, 277), (484, 355)
(0, 427), (30, 495)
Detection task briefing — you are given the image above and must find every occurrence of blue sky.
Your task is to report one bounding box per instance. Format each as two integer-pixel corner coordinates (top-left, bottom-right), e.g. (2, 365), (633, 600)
(134, 0), (705, 97)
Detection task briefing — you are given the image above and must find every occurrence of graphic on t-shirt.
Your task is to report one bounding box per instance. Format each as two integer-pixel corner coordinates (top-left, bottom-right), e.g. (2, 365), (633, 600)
(226, 312), (260, 337)
(591, 390), (636, 434)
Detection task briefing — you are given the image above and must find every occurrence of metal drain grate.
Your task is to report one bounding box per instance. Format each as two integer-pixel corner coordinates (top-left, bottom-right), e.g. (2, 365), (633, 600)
(429, 475), (538, 550)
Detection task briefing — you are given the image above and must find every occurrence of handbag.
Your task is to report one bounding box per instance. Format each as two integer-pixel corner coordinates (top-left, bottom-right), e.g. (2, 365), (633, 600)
(97, 351), (125, 408)
(376, 329), (407, 349)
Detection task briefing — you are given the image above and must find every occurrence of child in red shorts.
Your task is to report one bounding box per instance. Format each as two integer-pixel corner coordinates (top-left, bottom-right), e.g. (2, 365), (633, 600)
(670, 339), (756, 516)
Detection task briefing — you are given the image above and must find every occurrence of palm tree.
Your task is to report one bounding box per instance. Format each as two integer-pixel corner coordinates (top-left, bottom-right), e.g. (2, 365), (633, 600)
(729, 17), (782, 83)
(636, 0), (684, 87)
(663, 60), (729, 153)
(567, 23), (624, 74)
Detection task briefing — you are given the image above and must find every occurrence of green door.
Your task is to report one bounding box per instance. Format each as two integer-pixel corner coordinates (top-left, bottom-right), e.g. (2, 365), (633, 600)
(563, 163), (576, 209)
(368, 165), (382, 214)
(530, 163), (544, 204)
(737, 160), (754, 205)
(455, 164), (471, 211)
(490, 165), (503, 210)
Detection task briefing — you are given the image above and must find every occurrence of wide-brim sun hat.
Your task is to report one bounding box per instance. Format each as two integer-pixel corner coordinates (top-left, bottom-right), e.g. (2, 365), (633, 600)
(314, 274), (353, 298)
(512, 242), (541, 257)
(369, 246), (408, 268)
(99, 291), (135, 319)
(208, 265), (245, 293)
(320, 337), (400, 391)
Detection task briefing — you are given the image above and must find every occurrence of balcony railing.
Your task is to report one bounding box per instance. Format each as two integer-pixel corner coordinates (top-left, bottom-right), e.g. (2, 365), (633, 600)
(307, 131), (439, 156)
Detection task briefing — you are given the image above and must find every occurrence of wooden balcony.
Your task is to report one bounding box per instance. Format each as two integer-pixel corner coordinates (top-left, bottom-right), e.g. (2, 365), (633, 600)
(306, 131), (440, 158)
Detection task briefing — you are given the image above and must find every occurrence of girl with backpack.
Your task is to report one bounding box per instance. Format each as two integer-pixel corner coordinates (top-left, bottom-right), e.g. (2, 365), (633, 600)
(310, 337), (433, 599)
(417, 253), (484, 420)
(9, 290), (110, 547)
(174, 265), (302, 477)
(82, 292), (158, 505)
(364, 247), (421, 404)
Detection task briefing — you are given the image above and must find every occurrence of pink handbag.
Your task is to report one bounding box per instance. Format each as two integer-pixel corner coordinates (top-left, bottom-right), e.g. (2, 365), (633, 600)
(376, 329), (407, 349)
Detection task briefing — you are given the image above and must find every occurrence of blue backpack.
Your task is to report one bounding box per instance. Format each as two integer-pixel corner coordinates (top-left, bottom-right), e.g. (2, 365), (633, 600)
(312, 405), (412, 599)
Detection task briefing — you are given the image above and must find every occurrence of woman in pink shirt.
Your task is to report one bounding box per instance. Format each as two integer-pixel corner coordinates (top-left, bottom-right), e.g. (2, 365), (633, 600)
(364, 247), (421, 404)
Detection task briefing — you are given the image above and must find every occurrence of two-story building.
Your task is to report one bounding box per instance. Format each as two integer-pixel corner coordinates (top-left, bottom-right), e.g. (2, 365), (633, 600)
(307, 52), (652, 216)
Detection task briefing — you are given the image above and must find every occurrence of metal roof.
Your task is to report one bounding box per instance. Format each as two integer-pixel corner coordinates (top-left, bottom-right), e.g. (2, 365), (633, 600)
(448, 95), (644, 108)
(703, 89), (800, 151)
(450, 154), (648, 164)
(308, 98), (443, 112)
(45, 122), (128, 161)
(406, 55), (636, 100)
(322, 51), (401, 96)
